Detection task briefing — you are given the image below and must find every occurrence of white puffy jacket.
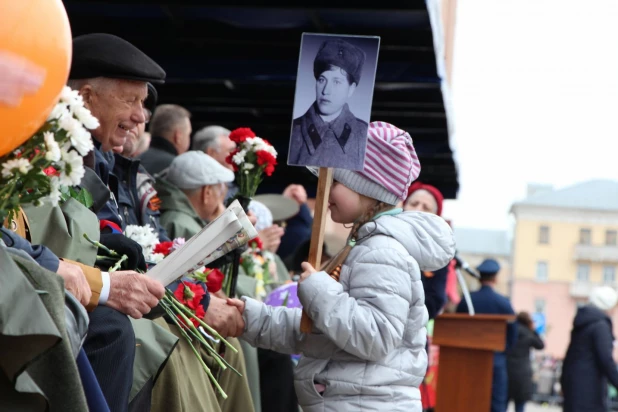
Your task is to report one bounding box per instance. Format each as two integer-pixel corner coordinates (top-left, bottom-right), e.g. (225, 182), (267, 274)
(241, 211), (456, 411)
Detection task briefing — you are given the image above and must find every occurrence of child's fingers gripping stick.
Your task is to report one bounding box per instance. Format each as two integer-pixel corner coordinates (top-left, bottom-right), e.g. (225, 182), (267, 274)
(299, 261), (317, 283)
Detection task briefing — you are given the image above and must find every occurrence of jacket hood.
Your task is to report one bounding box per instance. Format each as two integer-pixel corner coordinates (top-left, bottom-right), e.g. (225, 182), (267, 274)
(359, 211), (456, 271)
(573, 305), (610, 330)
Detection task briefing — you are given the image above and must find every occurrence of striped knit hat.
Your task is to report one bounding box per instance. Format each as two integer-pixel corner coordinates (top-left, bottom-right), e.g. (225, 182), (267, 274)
(325, 122), (421, 205)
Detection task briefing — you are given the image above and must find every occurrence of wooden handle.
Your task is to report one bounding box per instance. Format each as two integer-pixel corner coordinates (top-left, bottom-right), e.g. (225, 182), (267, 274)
(300, 167), (333, 333)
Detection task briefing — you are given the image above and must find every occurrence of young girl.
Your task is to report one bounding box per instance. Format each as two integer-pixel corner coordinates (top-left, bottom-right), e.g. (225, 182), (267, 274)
(228, 122), (455, 412)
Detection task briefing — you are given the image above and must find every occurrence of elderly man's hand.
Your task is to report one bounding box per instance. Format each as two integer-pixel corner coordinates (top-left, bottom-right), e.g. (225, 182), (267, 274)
(204, 295), (245, 338)
(107, 271), (165, 319)
(56, 260), (93, 307)
(283, 184), (307, 205)
(258, 224), (285, 253)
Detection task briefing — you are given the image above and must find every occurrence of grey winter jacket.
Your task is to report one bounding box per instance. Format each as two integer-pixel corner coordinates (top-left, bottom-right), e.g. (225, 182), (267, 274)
(241, 211), (456, 412)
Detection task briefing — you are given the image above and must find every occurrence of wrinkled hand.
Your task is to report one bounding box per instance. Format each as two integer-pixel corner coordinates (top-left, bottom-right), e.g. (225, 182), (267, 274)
(283, 184), (307, 205)
(299, 262), (317, 284)
(0, 50), (45, 107)
(56, 260), (93, 307)
(204, 295), (245, 338)
(107, 271), (165, 319)
(227, 298), (245, 314)
(258, 224), (285, 253)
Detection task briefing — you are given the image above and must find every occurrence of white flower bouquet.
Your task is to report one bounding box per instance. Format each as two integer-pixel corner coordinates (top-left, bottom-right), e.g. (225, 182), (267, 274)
(0, 86), (98, 223)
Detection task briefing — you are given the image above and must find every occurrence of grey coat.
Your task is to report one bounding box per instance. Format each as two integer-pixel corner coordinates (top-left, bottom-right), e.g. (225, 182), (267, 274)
(241, 211), (456, 411)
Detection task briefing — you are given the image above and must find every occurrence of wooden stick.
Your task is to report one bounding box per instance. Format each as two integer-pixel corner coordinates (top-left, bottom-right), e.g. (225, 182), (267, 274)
(300, 167), (333, 333)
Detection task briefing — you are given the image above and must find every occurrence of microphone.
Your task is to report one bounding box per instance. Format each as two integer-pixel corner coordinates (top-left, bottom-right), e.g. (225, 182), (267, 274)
(453, 252), (481, 280)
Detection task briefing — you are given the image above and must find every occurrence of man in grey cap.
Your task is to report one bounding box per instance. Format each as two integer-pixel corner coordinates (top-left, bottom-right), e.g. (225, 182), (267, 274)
(157, 151), (235, 239)
(288, 38), (368, 170)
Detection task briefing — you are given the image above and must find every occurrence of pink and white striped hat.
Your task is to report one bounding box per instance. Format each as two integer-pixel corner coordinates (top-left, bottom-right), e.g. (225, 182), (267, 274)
(333, 121), (421, 205)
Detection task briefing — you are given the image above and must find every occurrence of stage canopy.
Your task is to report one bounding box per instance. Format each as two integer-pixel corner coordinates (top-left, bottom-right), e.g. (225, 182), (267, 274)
(64, 0), (459, 199)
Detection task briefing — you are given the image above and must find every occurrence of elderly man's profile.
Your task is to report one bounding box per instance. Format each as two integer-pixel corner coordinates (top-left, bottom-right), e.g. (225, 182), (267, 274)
(288, 35), (378, 171)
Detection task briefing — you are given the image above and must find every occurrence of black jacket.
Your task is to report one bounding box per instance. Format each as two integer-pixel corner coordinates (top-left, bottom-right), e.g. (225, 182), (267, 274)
(561, 305), (618, 412)
(507, 324), (544, 403)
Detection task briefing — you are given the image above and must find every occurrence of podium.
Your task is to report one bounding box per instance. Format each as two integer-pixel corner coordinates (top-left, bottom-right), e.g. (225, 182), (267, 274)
(432, 313), (515, 412)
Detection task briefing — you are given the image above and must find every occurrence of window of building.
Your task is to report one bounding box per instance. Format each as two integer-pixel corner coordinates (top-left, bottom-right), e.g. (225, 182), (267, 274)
(577, 264), (590, 282)
(539, 225), (550, 244)
(534, 298), (546, 313)
(579, 228), (592, 245)
(603, 266), (616, 284)
(606, 230), (617, 246)
(536, 261), (548, 282)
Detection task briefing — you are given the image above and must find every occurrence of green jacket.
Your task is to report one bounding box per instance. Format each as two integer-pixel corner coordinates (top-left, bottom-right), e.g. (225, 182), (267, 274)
(155, 178), (206, 240)
(0, 247), (88, 412)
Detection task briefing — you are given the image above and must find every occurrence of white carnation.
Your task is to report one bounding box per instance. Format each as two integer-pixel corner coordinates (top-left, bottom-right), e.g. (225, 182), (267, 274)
(243, 163), (255, 170)
(70, 126), (94, 157)
(44, 132), (61, 162)
(73, 105), (100, 130)
(232, 149), (247, 165)
(1, 158), (32, 178)
(47, 102), (69, 121)
(125, 224), (160, 261)
(43, 177), (61, 207)
(150, 253), (165, 263)
(58, 149), (85, 186)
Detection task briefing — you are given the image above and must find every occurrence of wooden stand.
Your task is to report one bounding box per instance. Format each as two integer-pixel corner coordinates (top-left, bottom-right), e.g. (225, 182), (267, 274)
(432, 314), (515, 412)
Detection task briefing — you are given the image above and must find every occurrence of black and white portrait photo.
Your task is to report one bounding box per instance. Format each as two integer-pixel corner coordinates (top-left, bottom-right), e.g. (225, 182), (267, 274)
(287, 33), (380, 171)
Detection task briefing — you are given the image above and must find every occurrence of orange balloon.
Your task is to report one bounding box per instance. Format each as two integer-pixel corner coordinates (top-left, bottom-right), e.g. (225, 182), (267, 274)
(0, 0), (72, 157)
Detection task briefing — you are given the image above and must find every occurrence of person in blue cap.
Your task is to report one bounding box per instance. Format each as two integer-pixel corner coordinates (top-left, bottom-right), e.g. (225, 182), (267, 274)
(456, 258), (517, 412)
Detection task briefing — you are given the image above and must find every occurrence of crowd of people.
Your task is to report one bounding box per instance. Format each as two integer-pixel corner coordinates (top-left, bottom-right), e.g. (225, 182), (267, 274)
(3, 26), (618, 412)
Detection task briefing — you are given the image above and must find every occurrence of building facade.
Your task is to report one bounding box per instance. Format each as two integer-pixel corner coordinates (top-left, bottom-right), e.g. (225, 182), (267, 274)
(510, 180), (618, 358)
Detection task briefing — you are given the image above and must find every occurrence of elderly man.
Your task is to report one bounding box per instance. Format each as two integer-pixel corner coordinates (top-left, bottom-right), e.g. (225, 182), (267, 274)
(157, 151), (233, 239)
(67, 32), (168, 411)
(139, 104), (192, 175)
(192, 125), (238, 202)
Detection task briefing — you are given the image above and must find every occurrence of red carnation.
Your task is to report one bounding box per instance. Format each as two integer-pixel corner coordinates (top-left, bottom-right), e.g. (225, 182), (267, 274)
(43, 166), (59, 176)
(225, 150), (239, 172)
(256, 150), (277, 176)
(154, 241), (174, 256)
(174, 282), (206, 311)
(229, 127), (256, 144)
(249, 237), (263, 250)
(205, 268), (225, 293)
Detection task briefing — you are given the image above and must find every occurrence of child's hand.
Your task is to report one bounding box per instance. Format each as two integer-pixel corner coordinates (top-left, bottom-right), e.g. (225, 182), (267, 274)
(299, 262), (317, 283)
(227, 298), (245, 314)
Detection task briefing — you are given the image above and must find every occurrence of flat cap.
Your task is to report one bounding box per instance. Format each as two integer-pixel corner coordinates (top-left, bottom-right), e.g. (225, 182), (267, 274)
(253, 194), (300, 223)
(70, 33), (166, 84)
(477, 258), (501, 277)
(166, 151), (234, 190)
(314, 38), (366, 85)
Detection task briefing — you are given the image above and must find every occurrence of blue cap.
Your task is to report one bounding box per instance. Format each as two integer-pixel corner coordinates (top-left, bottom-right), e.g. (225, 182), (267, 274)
(477, 259), (500, 276)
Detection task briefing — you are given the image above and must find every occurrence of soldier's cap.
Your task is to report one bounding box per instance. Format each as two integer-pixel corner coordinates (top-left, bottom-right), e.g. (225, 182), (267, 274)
(145, 83), (158, 115)
(165, 151), (234, 190)
(313, 38), (366, 85)
(477, 258), (501, 277)
(70, 33), (166, 84)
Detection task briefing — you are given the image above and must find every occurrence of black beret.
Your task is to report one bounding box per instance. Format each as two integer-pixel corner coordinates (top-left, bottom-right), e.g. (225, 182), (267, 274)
(145, 83), (158, 114)
(70, 33), (166, 84)
(314, 39), (366, 85)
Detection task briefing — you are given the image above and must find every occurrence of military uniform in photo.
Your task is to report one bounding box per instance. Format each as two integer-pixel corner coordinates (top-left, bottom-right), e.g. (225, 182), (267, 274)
(289, 39), (368, 171)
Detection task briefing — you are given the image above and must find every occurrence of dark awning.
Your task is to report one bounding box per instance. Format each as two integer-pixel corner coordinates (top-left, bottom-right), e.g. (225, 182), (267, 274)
(64, 0), (459, 199)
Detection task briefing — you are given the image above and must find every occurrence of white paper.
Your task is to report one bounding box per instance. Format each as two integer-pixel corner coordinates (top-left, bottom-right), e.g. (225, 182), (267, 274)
(147, 200), (258, 285)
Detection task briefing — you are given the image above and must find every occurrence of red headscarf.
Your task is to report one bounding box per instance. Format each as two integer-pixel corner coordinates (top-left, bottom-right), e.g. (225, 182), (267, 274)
(406, 181), (444, 216)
